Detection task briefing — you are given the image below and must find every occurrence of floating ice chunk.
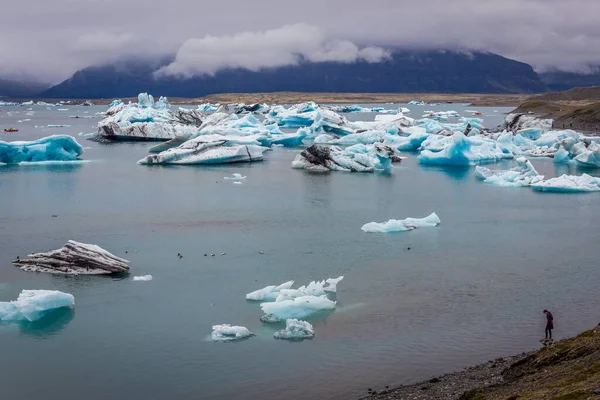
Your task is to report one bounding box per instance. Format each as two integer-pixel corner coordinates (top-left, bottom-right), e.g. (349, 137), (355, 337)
(47, 124), (70, 128)
(138, 136), (269, 165)
(276, 276), (344, 301)
(418, 133), (507, 166)
(361, 212), (441, 233)
(274, 319), (315, 340)
(531, 174), (600, 193)
(325, 276), (344, 293)
(107, 99), (123, 108)
(0, 135), (84, 164)
(573, 142), (600, 168)
(133, 275), (153, 281)
(260, 295), (336, 321)
(292, 144), (395, 172)
(0, 290), (74, 322)
(535, 130), (583, 147)
(13, 240), (130, 275)
(503, 113), (553, 134)
(475, 157), (544, 187)
(211, 324), (254, 341)
(246, 281), (294, 301)
(224, 173), (247, 181)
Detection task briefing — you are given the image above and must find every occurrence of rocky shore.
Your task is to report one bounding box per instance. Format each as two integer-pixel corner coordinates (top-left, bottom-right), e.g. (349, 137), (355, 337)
(361, 324), (600, 400)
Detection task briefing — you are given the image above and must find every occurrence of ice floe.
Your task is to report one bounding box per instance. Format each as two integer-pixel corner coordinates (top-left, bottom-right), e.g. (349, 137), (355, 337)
(418, 133), (508, 166)
(133, 275), (153, 281)
(361, 213), (441, 233)
(0, 290), (74, 322)
(224, 173), (247, 181)
(531, 174), (600, 193)
(260, 295), (336, 322)
(246, 281), (295, 301)
(138, 135), (269, 165)
(475, 157), (544, 187)
(292, 144), (396, 172)
(211, 324), (254, 341)
(0, 135), (84, 165)
(274, 319), (315, 340)
(13, 240), (130, 275)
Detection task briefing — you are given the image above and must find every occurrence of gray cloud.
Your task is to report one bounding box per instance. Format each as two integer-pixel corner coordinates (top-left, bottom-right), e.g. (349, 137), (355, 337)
(1, 0), (600, 83)
(157, 24), (390, 77)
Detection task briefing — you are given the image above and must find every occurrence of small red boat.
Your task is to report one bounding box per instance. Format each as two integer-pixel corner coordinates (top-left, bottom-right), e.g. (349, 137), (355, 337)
(4, 128), (18, 132)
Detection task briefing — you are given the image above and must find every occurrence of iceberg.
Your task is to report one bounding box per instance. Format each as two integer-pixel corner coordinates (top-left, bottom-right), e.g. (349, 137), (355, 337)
(475, 157), (544, 187)
(418, 133), (508, 166)
(260, 295), (336, 321)
(138, 135), (269, 165)
(291, 144), (395, 172)
(13, 240), (130, 275)
(274, 319), (315, 340)
(275, 276), (344, 301)
(361, 212), (441, 233)
(96, 121), (199, 142)
(246, 280), (295, 301)
(503, 113), (553, 134)
(224, 173), (247, 181)
(531, 174), (600, 193)
(0, 135), (84, 165)
(0, 290), (74, 322)
(133, 275), (153, 281)
(573, 141), (600, 168)
(211, 324), (254, 341)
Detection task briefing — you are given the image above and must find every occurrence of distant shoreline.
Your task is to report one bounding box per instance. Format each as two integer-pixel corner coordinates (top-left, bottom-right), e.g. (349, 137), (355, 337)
(3, 92), (529, 107)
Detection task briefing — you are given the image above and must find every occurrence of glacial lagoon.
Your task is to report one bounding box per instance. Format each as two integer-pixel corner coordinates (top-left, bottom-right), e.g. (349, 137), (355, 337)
(1, 103), (600, 399)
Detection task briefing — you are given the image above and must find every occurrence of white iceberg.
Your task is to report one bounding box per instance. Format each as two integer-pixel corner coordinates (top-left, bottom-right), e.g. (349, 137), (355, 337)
(211, 324), (254, 341)
(133, 275), (153, 281)
(361, 212), (441, 233)
(224, 173), (247, 181)
(138, 135), (269, 165)
(275, 276), (344, 301)
(246, 280), (295, 301)
(0, 135), (84, 165)
(475, 157), (544, 187)
(274, 319), (315, 340)
(292, 144), (395, 172)
(531, 174), (600, 193)
(13, 240), (130, 275)
(0, 290), (74, 322)
(260, 295), (336, 321)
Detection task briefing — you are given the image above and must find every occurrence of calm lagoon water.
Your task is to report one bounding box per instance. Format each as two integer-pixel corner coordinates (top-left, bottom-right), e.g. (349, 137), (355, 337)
(1, 104), (599, 400)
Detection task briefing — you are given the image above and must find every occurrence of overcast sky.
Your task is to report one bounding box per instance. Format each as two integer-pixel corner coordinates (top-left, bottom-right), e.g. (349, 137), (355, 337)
(1, 0), (600, 83)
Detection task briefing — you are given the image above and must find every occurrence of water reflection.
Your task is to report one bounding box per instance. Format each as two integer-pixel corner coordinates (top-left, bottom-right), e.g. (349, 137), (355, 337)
(419, 165), (472, 181)
(18, 307), (75, 339)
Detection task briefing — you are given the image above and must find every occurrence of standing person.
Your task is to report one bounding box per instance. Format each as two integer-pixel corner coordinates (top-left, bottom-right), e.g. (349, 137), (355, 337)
(543, 309), (554, 340)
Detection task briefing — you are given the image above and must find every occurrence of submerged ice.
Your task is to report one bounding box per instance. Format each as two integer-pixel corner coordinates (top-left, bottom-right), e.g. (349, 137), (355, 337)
(0, 290), (74, 322)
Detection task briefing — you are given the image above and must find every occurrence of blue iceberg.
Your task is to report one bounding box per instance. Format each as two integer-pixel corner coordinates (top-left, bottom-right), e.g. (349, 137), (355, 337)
(0, 290), (74, 322)
(418, 133), (508, 166)
(260, 295), (336, 321)
(0, 135), (84, 165)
